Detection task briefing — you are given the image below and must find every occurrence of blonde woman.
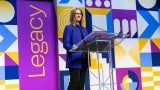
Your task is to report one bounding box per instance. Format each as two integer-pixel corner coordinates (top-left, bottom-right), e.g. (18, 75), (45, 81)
(63, 8), (89, 90)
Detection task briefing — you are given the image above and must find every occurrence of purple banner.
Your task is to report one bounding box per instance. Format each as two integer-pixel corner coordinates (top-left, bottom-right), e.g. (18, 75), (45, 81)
(17, 1), (58, 90)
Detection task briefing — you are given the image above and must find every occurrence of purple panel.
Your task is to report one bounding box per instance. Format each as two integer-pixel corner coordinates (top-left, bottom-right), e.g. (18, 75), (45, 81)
(112, 10), (137, 20)
(5, 54), (17, 66)
(17, 1), (59, 90)
(116, 68), (142, 90)
(112, 10), (137, 37)
(85, 0), (111, 8)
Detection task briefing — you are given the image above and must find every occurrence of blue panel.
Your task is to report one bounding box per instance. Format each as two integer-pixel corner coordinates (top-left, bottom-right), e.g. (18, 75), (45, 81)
(59, 0), (70, 4)
(60, 70), (69, 90)
(140, 53), (152, 67)
(60, 70), (90, 90)
(136, 0), (158, 11)
(64, 76), (69, 90)
(0, 25), (17, 52)
(0, 66), (5, 80)
(5, 66), (19, 80)
(107, 10), (113, 33)
(85, 9), (92, 34)
(152, 52), (160, 66)
(138, 11), (159, 38)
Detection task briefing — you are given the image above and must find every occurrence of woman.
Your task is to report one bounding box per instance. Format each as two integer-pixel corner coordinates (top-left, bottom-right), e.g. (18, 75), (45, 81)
(63, 8), (89, 90)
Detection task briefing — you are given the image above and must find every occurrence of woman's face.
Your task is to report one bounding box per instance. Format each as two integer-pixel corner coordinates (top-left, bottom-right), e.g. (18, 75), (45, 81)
(74, 9), (82, 22)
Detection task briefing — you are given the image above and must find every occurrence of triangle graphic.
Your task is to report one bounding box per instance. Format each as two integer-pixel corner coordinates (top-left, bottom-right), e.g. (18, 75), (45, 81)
(115, 44), (126, 63)
(116, 55), (139, 68)
(151, 39), (160, 52)
(139, 39), (148, 51)
(128, 42), (140, 65)
(5, 52), (18, 66)
(59, 56), (67, 70)
(59, 54), (66, 61)
(140, 39), (151, 52)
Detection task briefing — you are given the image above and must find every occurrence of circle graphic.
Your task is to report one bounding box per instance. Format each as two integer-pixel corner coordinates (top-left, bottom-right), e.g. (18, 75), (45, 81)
(0, 1), (15, 23)
(138, 0), (156, 9)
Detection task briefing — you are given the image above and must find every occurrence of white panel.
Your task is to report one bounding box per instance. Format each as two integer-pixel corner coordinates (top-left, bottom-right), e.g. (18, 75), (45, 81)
(153, 76), (160, 81)
(92, 15), (107, 31)
(0, 86), (5, 90)
(57, 0), (85, 7)
(155, 86), (160, 90)
(58, 39), (66, 54)
(117, 38), (138, 51)
(6, 79), (19, 84)
(111, 0), (136, 10)
(0, 53), (5, 66)
(153, 67), (160, 71)
(116, 54), (139, 68)
(141, 72), (153, 77)
(142, 81), (154, 86)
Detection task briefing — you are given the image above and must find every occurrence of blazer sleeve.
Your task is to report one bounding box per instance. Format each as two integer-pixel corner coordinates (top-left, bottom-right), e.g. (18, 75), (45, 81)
(63, 25), (73, 50)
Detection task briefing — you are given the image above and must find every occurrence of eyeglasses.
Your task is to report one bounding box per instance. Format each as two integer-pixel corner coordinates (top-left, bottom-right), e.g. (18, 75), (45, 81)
(75, 13), (82, 15)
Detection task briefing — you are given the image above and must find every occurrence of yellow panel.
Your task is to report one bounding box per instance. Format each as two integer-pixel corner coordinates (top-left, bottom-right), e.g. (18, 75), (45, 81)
(142, 77), (153, 81)
(86, 8), (110, 15)
(57, 6), (86, 38)
(141, 67), (152, 72)
(142, 86), (154, 90)
(0, 80), (5, 85)
(154, 81), (160, 85)
(139, 39), (149, 51)
(57, 6), (71, 38)
(153, 71), (160, 76)
(5, 84), (19, 89)
(0, 52), (3, 56)
(6, 52), (19, 65)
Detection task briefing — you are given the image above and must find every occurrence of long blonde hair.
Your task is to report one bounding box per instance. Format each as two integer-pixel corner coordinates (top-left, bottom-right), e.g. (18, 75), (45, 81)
(70, 8), (84, 27)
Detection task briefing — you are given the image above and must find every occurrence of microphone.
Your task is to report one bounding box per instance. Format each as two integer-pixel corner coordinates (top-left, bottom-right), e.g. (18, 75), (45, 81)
(91, 24), (109, 40)
(92, 24), (107, 32)
(94, 33), (101, 40)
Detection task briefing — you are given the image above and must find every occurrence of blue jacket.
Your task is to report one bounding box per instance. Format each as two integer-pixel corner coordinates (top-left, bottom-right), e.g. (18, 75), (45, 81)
(63, 24), (88, 68)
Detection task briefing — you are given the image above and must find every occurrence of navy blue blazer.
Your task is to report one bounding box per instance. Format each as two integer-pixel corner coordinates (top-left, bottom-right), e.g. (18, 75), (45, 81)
(63, 24), (88, 68)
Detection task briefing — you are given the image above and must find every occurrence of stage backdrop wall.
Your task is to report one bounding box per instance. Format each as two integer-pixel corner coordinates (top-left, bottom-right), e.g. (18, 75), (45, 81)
(57, 0), (160, 90)
(0, 0), (59, 90)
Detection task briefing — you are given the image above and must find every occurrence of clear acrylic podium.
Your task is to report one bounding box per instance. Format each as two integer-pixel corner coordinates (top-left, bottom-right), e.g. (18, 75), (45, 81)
(70, 31), (128, 90)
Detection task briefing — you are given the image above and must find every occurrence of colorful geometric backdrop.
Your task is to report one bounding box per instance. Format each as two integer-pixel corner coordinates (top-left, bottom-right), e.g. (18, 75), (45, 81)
(57, 0), (160, 90)
(0, 0), (58, 90)
(0, 0), (159, 90)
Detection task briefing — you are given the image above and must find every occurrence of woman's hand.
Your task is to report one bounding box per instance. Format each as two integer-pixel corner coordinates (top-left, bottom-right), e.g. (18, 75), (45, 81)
(72, 44), (78, 50)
